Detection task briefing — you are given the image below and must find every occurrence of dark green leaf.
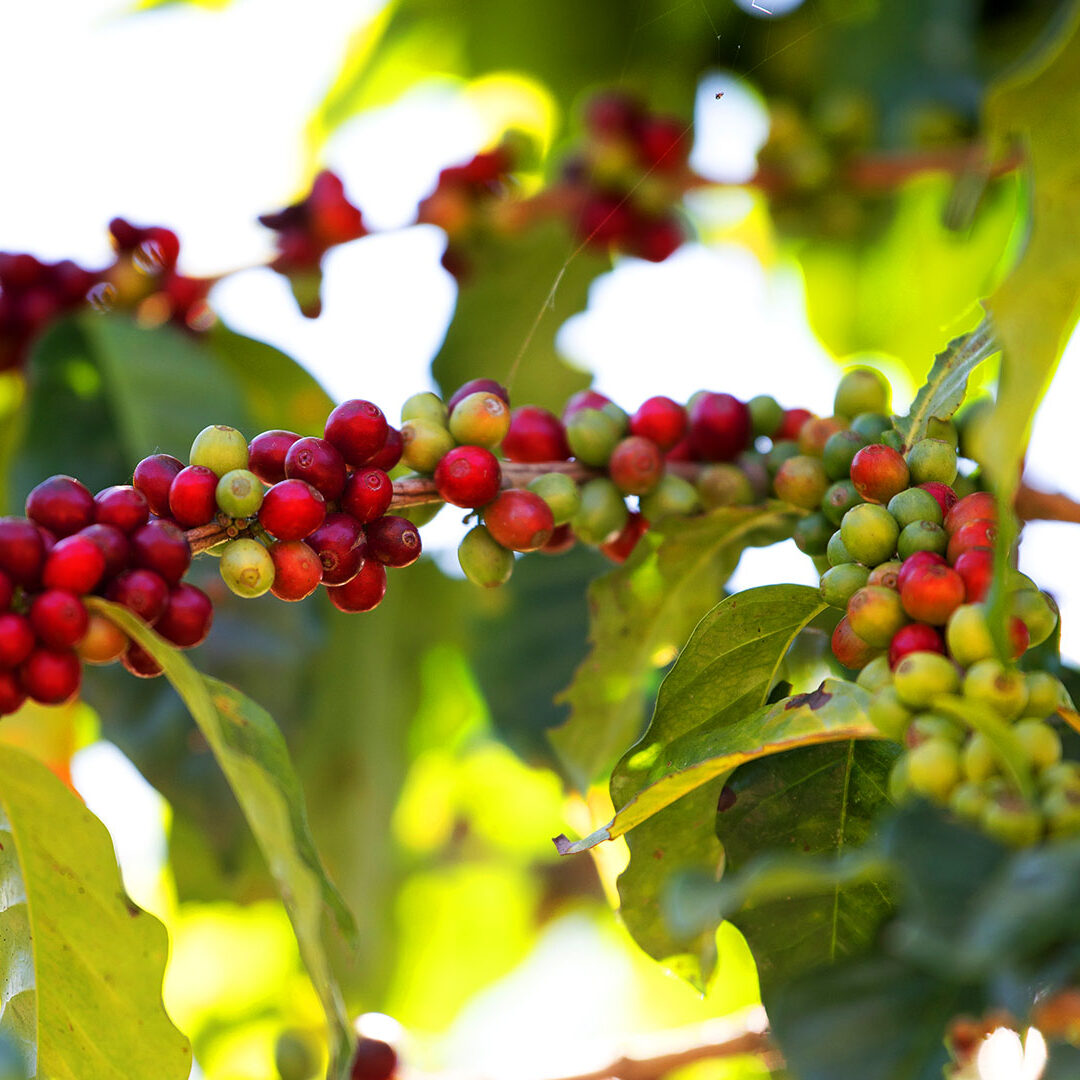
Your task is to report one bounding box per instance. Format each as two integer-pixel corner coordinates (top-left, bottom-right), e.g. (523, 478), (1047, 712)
(1045, 1043), (1080, 1080)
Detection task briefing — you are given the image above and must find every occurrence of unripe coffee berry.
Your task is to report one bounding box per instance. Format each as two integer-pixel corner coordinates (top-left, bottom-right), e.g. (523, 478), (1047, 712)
(746, 394), (783, 439)
(94, 485), (149, 534)
(773, 455), (829, 509)
(688, 392), (751, 462)
(434, 446), (502, 508)
(169, 465), (219, 527)
(259, 479), (326, 541)
(630, 396), (688, 450)
(892, 651), (960, 708)
(566, 408), (622, 466)
(326, 557), (387, 612)
(366, 515), (423, 567)
(897, 520), (948, 560)
(847, 585), (908, 648)
(447, 378), (509, 414)
(77, 614), (128, 665)
(458, 525), (514, 588)
(608, 436), (663, 495)
(839, 503), (898, 566)
(503, 406), (571, 462)
(448, 391), (511, 448)
(849, 444), (909, 503)
(639, 474), (700, 520)
(325, 399), (389, 466)
(20, 647), (81, 705)
(219, 538), (276, 598)
(830, 615), (880, 670)
(400, 392), (447, 426)
(26, 475), (95, 537)
(906, 438), (957, 485)
(342, 468), (394, 524)
(284, 437), (347, 500)
(826, 530), (853, 567)
(484, 491), (555, 552)
(793, 512), (833, 556)
(155, 584), (214, 648)
(527, 473), (581, 525)
(834, 368), (890, 419)
(572, 478), (630, 545)
(798, 416), (844, 458)
(820, 563), (869, 608)
(215, 469), (264, 519)
(821, 480), (863, 526)
(823, 430), (868, 480)
(849, 412), (892, 442)
(400, 418), (455, 473)
(267, 540), (323, 601)
(867, 560), (903, 590)
(189, 425), (249, 476)
(698, 464), (754, 508)
(963, 658), (1028, 720)
(887, 487), (942, 529)
(563, 389), (613, 423)
(247, 430), (301, 485)
(1010, 588), (1058, 648)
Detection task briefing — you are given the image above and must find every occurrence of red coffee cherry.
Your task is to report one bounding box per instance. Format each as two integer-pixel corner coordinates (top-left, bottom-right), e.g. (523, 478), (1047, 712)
(259, 479), (327, 541)
(888, 623), (945, 669)
(133, 454), (184, 517)
(918, 482), (958, 518)
(42, 534), (106, 593)
(483, 490), (554, 552)
(850, 445), (910, 503)
(1009, 616), (1030, 658)
(94, 485), (149, 534)
(629, 396), (687, 451)
(268, 540), (323, 602)
(896, 550), (947, 594)
(79, 523), (132, 579)
(0, 571), (13, 612)
(247, 430), (301, 485)
(0, 518), (45, 586)
(830, 614), (880, 670)
(131, 520), (191, 586)
(630, 216), (684, 262)
(0, 613), (35, 667)
(502, 407), (571, 463)
(20, 647), (81, 704)
(776, 407), (814, 441)
(900, 563), (965, 625)
(541, 523), (576, 555)
(368, 426), (403, 472)
(106, 569), (169, 624)
(0, 669), (26, 715)
(168, 465), (219, 527)
(599, 511), (648, 563)
(284, 437), (347, 500)
(447, 378), (509, 415)
(953, 547), (993, 603)
(944, 491), (997, 535)
(324, 400), (389, 467)
(326, 556), (387, 613)
(26, 475), (95, 537)
(341, 468), (393, 524)
(306, 512), (365, 585)
(154, 584), (213, 648)
(29, 589), (89, 649)
(350, 1037), (397, 1080)
(608, 436), (663, 495)
(946, 519), (996, 565)
(688, 393), (751, 462)
(366, 515), (422, 567)
(121, 642), (164, 679)
(434, 446), (502, 508)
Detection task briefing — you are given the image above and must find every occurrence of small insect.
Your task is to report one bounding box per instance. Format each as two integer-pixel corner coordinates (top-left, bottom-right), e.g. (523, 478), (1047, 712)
(715, 91), (724, 99)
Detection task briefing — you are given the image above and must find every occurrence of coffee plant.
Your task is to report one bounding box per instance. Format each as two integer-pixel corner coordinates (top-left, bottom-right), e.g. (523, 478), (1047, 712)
(4, 2), (1080, 1079)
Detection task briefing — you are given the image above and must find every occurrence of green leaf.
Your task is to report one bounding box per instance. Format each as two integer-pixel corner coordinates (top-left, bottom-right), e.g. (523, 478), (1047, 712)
(893, 320), (997, 450)
(980, 2), (1080, 499)
(87, 599), (356, 1079)
(552, 505), (801, 789)
(1046, 1043), (1080, 1080)
(0, 744), (190, 1079)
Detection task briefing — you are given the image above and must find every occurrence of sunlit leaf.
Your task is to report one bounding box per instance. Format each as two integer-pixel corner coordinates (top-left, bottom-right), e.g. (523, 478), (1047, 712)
(0, 744), (190, 1079)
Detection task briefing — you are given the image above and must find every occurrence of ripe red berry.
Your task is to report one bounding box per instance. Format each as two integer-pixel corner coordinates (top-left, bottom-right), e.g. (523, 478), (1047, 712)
(953, 546), (993, 602)
(247, 430), (301, 485)
(831, 614), (879, 670)
(30, 589), (89, 649)
(20, 647), (81, 704)
(94, 485), (149, 534)
(154, 584), (213, 648)
(26, 475), (95, 537)
(585, 91), (641, 137)
(502, 407), (572, 463)
(133, 454), (183, 517)
(0, 571), (13, 612)
(434, 446), (502, 508)
(637, 116), (687, 170)
(918, 482), (958, 518)
(608, 436), (663, 495)
(131, 521), (191, 586)
(562, 390), (613, 423)
(168, 465), (219, 527)
(268, 540), (323, 601)
(1009, 616), (1030, 658)
(896, 550), (947, 594)
(946, 519), (996, 565)
(0, 669), (26, 715)
(326, 556), (387, 613)
(0, 613), (35, 667)
(365, 515), (422, 568)
(284, 437), (347, 500)
(106, 569), (169, 624)
(306, 512), (365, 585)
(368, 426), (403, 472)
(483, 490), (554, 552)
(899, 564), (965, 625)
(259, 479), (326, 541)
(349, 1038), (397, 1080)
(541, 523), (577, 555)
(121, 642), (163, 679)
(688, 393), (751, 462)
(849, 445), (910, 503)
(629, 396), (687, 451)
(944, 491), (997, 535)
(776, 408), (814, 441)
(42, 534), (106, 593)
(79, 523), (132, 578)
(324, 400), (389, 467)
(599, 511), (648, 563)
(342, 468), (394, 524)
(888, 623), (945, 669)
(631, 215), (684, 262)
(0, 518), (45, 586)
(447, 378), (509, 415)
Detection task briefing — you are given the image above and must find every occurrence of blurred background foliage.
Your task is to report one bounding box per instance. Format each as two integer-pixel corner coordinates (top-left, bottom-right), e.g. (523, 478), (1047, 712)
(2, 0), (1075, 1077)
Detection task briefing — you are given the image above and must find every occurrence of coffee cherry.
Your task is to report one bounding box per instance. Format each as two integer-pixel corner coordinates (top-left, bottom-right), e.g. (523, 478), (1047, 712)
(153, 584), (214, 648)
(483, 490), (554, 552)
(867, 560), (902, 590)
(259, 479), (326, 541)
(698, 464), (753, 508)
(0, 669), (27, 715)
(981, 791), (1042, 847)
(29, 589), (88, 649)
(77, 614), (129, 665)
(897, 520), (948, 561)
(562, 389), (614, 423)
(737, 451), (770, 499)
(1025, 671), (1069, 719)
(952, 547), (992, 602)
(326, 556), (387, 612)
(26, 475), (95, 537)
(639, 474), (700, 520)
(215, 470), (264, 519)
(458, 525), (514, 587)
(434, 446), (502, 508)
(1042, 787), (1080, 836)
(220, 538), (275, 598)
(821, 480), (862, 526)
(918, 481), (958, 518)
(122, 642), (164, 679)
(856, 654), (892, 693)
(849, 444), (909, 503)
(746, 394), (783, 439)
(366, 515), (423, 567)
(169, 465), (219, 527)
(831, 614), (880, 670)
(834, 368), (890, 419)
(573, 478), (629, 545)
(849, 412), (893, 442)
(368, 426), (403, 472)
(527, 473), (581, 525)
(306, 512), (365, 585)
(275, 1029), (320, 1080)
(887, 488), (942, 529)
(106, 569), (169, 624)
(349, 1037), (397, 1080)
(401, 392), (447, 426)
(541, 524), (576, 555)
(449, 391), (511, 448)
(94, 485), (149, 534)
(688, 392), (751, 462)
(0, 518), (45, 587)
(284, 437), (347, 501)
(826, 530), (853, 567)
(839, 504), (899, 566)
(820, 563), (869, 608)
(773, 455), (829, 509)
(342, 468), (393, 524)
(879, 430), (904, 452)
(944, 491), (996, 535)
(600, 512), (649, 563)
(907, 738), (961, 802)
(896, 550), (946, 593)
(949, 781), (989, 823)
(566, 408), (622, 466)
(823, 430), (868, 481)
(42, 534), (106, 594)
(0, 572), (13, 612)
(906, 438), (957, 485)
(776, 407), (814, 441)
(20, 647), (81, 704)
(189, 425), (249, 476)
(134, 455), (184, 518)
(503, 406), (572, 462)
(847, 585), (908, 648)
(325, 399), (389, 466)
(0, 613), (35, 667)
(447, 378), (509, 414)
(798, 416), (844, 458)
(765, 440), (800, 476)
(608, 436), (663, 495)
(793, 512), (833, 556)
(946, 518), (996, 565)
(1013, 719), (1062, 771)
(899, 563), (964, 624)
(963, 659), (1028, 720)
(893, 651), (960, 708)
(267, 540), (323, 601)
(631, 396), (688, 450)
(248, 430), (301, 485)
(868, 686), (913, 740)
(400, 418), (456, 473)
(1010, 589), (1058, 648)
(131, 520), (191, 585)
(945, 604), (996, 667)
(888, 623), (944, 668)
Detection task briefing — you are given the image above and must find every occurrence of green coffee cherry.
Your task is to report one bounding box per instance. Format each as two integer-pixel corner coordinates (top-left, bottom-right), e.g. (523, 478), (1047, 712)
(449, 391), (511, 447)
(1043, 787), (1080, 836)
(573, 478), (629, 545)
(275, 1029), (320, 1080)
(1010, 589), (1058, 648)
(737, 450), (771, 500)
(869, 686), (913, 741)
(856, 654), (892, 692)
(963, 659), (1028, 720)
(566, 408), (622, 466)
(905, 438), (957, 485)
(949, 781), (989, 823)
(599, 401), (630, 433)
(1013, 720), (1062, 771)
(698, 464), (753, 508)
(879, 430), (904, 452)
(847, 585), (908, 648)
(893, 651), (960, 708)
(773, 455), (829, 509)
(639, 474), (700, 521)
(401, 391), (448, 425)
(908, 713), (965, 744)
(747, 394), (783, 438)
(840, 503), (899, 566)
(765, 439), (800, 476)
(925, 417), (959, 449)
(850, 412), (893, 441)
(834, 367), (890, 418)
(821, 563), (870, 609)
(907, 738), (961, 801)
(981, 792), (1043, 847)
(401, 418), (455, 473)
(216, 469), (264, 519)
(1040, 761), (1080, 795)
(220, 538), (275, 598)
(963, 733), (998, 783)
(888, 754), (911, 801)
(956, 397), (993, 459)
(826, 530), (854, 566)
(458, 525), (514, 587)
(822, 430), (868, 480)
(527, 472), (581, 525)
(897, 520), (947, 560)
(886, 487), (942, 528)
(945, 604), (996, 668)
(793, 512), (833, 556)
(1024, 671), (1070, 719)
(821, 479), (863, 526)
(190, 424), (249, 476)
